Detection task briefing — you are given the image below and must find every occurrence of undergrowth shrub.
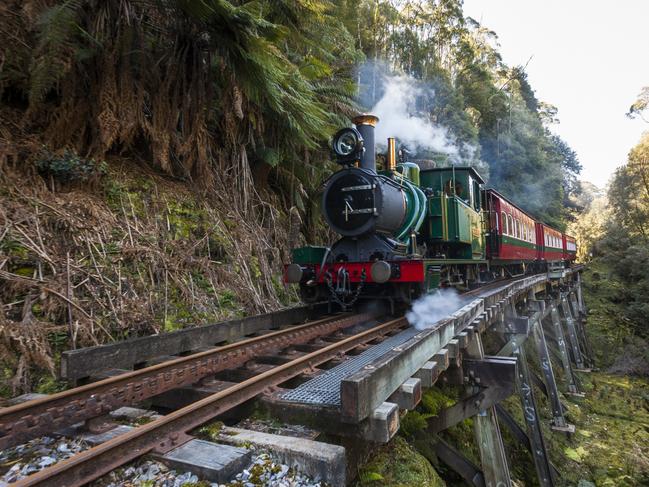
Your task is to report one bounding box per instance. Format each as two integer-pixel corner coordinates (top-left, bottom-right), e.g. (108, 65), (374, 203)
(36, 149), (107, 186)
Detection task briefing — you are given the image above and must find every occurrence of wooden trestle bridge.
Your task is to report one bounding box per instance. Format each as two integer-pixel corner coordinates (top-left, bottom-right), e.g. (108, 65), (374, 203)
(1, 267), (591, 486)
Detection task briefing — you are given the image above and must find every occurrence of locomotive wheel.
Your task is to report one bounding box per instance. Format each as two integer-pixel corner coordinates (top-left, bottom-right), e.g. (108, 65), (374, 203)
(299, 284), (325, 303)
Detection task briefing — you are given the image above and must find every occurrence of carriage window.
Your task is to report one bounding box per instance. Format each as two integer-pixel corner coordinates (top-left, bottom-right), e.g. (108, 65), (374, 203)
(444, 180), (452, 195)
(516, 219), (521, 239)
(501, 212), (507, 234)
(508, 215), (513, 236)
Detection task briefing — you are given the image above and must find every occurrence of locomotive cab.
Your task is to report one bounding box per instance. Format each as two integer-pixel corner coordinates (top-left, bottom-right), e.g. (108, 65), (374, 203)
(420, 166), (485, 261)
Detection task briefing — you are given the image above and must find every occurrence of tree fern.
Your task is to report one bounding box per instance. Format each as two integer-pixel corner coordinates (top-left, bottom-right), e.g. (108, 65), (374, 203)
(29, 0), (87, 104)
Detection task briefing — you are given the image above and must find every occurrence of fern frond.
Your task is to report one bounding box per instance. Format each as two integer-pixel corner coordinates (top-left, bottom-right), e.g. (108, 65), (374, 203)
(29, 0), (86, 103)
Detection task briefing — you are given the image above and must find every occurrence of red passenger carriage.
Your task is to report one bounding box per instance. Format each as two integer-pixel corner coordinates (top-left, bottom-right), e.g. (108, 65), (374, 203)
(485, 190), (537, 263)
(563, 234), (577, 262)
(537, 223), (563, 262)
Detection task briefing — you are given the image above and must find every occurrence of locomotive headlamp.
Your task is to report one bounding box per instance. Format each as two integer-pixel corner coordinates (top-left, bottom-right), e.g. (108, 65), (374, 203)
(332, 127), (364, 164)
(371, 260), (392, 283)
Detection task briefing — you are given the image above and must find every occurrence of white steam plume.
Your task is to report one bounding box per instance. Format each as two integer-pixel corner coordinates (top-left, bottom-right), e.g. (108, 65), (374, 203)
(406, 288), (463, 331)
(370, 74), (459, 158)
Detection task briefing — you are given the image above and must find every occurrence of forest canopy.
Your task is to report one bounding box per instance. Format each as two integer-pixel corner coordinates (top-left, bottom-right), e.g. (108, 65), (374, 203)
(0, 0), (580, 228)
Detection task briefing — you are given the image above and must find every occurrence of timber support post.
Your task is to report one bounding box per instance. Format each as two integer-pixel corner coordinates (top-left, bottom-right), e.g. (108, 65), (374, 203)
(548, 304), (581, 395)
(576, 272), (586, 314)
(431, 332), (513, 487)
(560, 294), (587, 371)
(528, 297), (574, 432)
(433, 438), (485, 487)
(569, 292), (581, 320)
(466, 333), (513, 487)
(503, 305), (556, 487)
(569, 289), (595, 368)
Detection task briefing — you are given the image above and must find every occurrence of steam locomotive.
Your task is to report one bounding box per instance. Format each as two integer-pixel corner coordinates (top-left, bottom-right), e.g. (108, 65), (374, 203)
(284, 115), (577, 308)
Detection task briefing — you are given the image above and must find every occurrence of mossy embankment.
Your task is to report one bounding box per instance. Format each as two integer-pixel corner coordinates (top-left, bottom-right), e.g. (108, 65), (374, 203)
(353, 263), (648, 486)
(0, 157), (302, 397)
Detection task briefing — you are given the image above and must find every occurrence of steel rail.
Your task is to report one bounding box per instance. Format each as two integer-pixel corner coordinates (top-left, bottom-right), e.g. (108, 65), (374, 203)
(15, 317), (408, 487)
(0, 312), (374, 450)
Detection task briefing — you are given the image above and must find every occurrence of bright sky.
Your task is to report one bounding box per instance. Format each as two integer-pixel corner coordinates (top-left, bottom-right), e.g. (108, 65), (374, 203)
(463, 0), (649, 188)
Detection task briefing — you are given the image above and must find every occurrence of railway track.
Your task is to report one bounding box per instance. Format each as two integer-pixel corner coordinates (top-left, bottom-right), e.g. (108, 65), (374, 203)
(14, 316), (409, 486)
(2, 312), (411, 486)
(0, 312), (374, 450)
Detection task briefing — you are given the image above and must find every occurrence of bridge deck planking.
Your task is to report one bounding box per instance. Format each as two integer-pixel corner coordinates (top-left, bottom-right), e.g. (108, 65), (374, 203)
(336, 269), (581, 426)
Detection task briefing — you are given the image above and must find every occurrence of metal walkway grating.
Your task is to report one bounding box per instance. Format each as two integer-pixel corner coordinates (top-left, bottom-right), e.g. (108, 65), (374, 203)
(280, 326), (421, 406)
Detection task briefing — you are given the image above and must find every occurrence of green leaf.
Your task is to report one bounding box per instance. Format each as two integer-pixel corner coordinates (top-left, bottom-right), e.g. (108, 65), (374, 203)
(258, 147), (280, 167)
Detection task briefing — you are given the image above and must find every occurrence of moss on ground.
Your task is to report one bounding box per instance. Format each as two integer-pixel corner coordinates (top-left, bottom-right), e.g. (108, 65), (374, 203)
(543, 372), (649, 486)
(355, 436), (446, 487)
(197, 420), (225, 441)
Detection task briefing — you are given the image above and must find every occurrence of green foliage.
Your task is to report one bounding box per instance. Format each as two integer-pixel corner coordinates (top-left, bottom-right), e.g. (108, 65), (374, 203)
(217, 289), (239, 311)
(594, 133), (649, 334)
(198, 420), (224, 440)
(34, 375), (67, 394)
(36, 149), (107, 184)
(420, 387), (455, 416)
(581, 262), (649, 371)
(568, 182), (608, 261)
(400, 410), (429, 437)
(0, 0), (361, 201)
(0, 238), (29, 259)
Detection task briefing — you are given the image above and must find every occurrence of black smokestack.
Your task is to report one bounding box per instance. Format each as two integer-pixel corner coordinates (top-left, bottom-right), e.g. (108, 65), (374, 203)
(353, 114), (379, 172)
